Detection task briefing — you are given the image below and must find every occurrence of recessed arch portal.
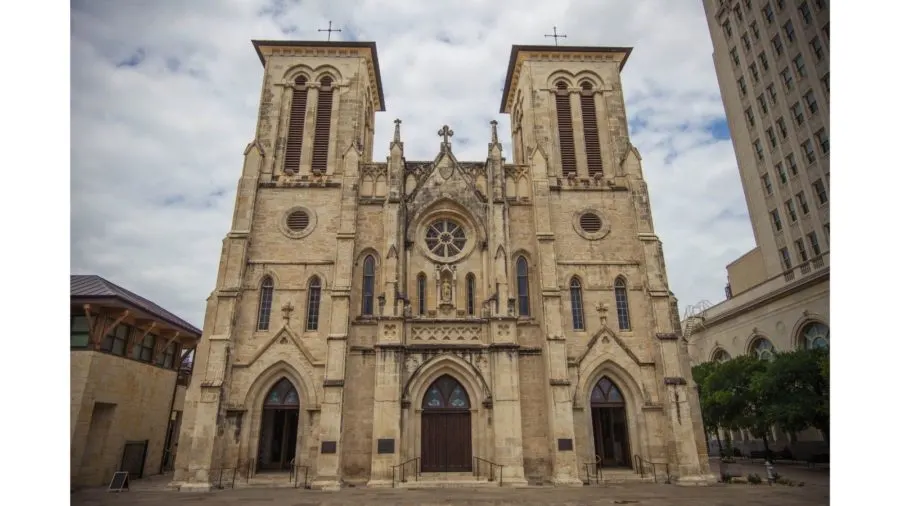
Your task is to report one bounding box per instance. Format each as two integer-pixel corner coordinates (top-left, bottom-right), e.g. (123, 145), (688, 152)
(420, 375), (472, 472)
(257, 377), (300, 471)
(590, 376), (632, 467)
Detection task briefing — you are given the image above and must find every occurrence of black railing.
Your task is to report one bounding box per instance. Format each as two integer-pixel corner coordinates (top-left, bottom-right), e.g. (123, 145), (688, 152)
(210, 467), (237, 489)
(245, 460), (256, 483)
(290, 464), (311, 489)
(391, 457), (420, 488)
(633, 455), (671, 484)
(583, 455), (603, 485)
(473, 456), (504, 486)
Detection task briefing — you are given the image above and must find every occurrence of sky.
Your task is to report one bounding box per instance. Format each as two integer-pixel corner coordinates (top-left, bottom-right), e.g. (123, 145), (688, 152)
(70, 0), (755, 329)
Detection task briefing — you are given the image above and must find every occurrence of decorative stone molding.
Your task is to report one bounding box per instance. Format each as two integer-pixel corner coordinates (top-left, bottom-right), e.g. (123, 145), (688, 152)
(410, 324), (482, 342)
(655, 332), (679, 340)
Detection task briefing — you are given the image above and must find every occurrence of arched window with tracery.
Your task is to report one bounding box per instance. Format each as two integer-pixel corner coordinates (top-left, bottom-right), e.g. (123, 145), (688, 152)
(555, 80), (577, 176)
(466, 273), (476, 316)
(614, 277), (631, 331)
(712, 349), (732, 363)
(580, 81), (604, 178)
(422, 375), (470, 410)
(751, 337), (776, 361)
(799, 322), (829, 350)
(417, 273), (427, 315)
(311, 76), (334, 173)
(257, 276), (275, 331)
(305, 276), (322, 331)
(570, 277), (585, 330)
(362, 255), (376, 316)
(516, 256), (530, 317)
(591, 376), (625, 405)
(264, 378), (300, 408)
(283, 76), (309, 174)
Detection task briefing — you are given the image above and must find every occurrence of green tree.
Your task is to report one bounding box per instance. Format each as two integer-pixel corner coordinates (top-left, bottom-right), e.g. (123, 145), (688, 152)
(754, 348), (829, 442)
(692, 361), (724, 454)
(704, 355), (774, 454)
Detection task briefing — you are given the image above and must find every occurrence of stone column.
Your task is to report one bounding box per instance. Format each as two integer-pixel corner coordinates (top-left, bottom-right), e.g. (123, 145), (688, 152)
(489, 333), (528, 486)
(367, 323), (403, 486)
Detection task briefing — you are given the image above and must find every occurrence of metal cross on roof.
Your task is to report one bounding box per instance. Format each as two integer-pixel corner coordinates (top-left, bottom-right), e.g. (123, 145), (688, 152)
(544, 26), (567, 46)
(438, 125), (454, 144)
(318, 20), (342, 41)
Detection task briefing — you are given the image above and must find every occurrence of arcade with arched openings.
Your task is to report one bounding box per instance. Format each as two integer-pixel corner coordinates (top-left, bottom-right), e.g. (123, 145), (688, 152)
(256, 378), (300, 471)
(420, 374), (472, 472)
(590, 376), (632, 468)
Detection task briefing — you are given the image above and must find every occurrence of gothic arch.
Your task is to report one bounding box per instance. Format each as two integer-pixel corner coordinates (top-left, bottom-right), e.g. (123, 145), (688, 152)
(254, 269), (280, 287)
(282, 64), (314, 83)
(310, 64), (342, 84)
(573, 70), (606, 89)
(406, 198), (486, 246)
(242, 359), (319, 409)
(403, 353), (491, 408)
(546, 70), (576, 89)
(354, 248), (381, 268)
(303, 270), (329, 291)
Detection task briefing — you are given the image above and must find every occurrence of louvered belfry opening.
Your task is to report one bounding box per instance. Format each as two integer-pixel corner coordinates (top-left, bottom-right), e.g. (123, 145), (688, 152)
(311, 76), (334, 173)
(580, 81), (604, 178)
(554, 81), (577, 176)
(283, 76), (309, 174)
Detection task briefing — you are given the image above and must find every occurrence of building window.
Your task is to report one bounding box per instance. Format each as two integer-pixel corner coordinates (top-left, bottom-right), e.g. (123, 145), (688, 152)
(753, 139), (764, 161)
(758, 51), (770, 71)
(763, 2), (775, 23)
(723, 19), (733, 38)
(135, 333), (156, 363)
(554, 81), (577, 176)
(783, 20), (796, 43)
(734, 4), (743, 22)
(793, 54), (807, 78)
(803, 90), (818, 114)
(776, 117), (788, 138)
(738, 76), (747, 96)
(757, 94), (768, 115)
(813, 179), (828, 204)
(516, 256), (530, 317)
(311, 76), (334, 173)
(800, 322), (829, 350)
(762, 173), (773, 195)
(283, 76), (309, 174)
(772, 34), (784, 56)
(799, 1), (813, 24)
(795, 239), (809, 263)
(416, 273), (427, 315)
(771, 209), (783, 231)
(776, 0), (786, 10)
(821, 73), (830, 94)
(614, 277), (631, 331)
(161, 343), (177, 369)
(741, 33), (751, 52)
(466, 273), (476, 316)
(785, 199), (798, 222)
(791, 101), (805, 125)
(814, 0), (827, 10)
(808, 231), (822, 256)
(810, 36), (824, 62)
(750, 20), (760, 40)
(786, 153), (798, 175)
(802, 139), (816, 163)
(766, 127), (777, 148)
(780, 67), (794, 90)
(101, 322), (130, 356)
(306, 276), (322, 331)
(775, 162), (788, 183)
(749, 62), (760, 83)
(570, 278), (585, 331)
(767, 83), (778, 104)
(745, 107), (755, 127)
(797, 191), (810, 214)
(779, 247), (792, 270)
(730, 47), (740, 66)
(824, 223), (830, 240)
(362, 255), (376, 316)
(815, 128), (829, 155)
(822, 22), (829, 41)
(71, 314), (91, 348)
(257, 276), (274, 331)
(580, 81), (604, 178)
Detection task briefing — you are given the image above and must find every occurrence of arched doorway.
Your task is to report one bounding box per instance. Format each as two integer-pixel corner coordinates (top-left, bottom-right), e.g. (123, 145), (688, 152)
(421, 374), (472, 472)
(590, 376), (631, 468)
(257, 378), (300, 471)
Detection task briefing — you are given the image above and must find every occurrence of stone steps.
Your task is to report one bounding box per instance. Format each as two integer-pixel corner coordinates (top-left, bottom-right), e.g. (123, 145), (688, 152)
(398, 471), (499, 489)
(588, 469), (660, 485)
(237, 472), (301, 489)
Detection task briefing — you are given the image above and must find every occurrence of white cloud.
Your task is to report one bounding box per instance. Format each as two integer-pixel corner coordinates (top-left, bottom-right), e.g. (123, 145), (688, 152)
(71, 0), (754, 327)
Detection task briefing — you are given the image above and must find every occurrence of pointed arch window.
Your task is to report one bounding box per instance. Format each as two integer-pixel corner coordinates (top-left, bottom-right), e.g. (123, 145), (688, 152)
(311, 76), (334, 173)
(591, 376), (625, 406)
(570, 277), (585, 330)
(264, 378), (300, 408)
(305, 276), (322, 331)
(422, 375), (470, 410)
(417, 273), (427, 315)
(466, 273), (476, 316)
(283, 76), (309, 174)
(517, 256), (530, 317)
(554, 80), (577, 176)
(614, 277), (631, 331)
(362, 255), (376, 316)
(580, 81), (604, 178)
(257, 276), (275, 331)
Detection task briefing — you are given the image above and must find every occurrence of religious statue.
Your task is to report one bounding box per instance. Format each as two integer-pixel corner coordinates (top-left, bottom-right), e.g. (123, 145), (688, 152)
(441, 279), (452, 302)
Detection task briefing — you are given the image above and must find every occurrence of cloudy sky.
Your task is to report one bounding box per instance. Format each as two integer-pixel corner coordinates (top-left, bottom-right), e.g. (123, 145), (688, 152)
(71, 0), (754, 328)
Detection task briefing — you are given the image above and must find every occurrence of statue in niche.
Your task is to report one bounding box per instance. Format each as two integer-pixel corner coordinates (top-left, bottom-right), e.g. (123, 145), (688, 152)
(441, 279), (452, 303)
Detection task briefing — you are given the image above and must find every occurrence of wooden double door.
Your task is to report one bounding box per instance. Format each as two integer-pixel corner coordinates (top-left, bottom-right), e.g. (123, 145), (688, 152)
(421, 411), (472, 472)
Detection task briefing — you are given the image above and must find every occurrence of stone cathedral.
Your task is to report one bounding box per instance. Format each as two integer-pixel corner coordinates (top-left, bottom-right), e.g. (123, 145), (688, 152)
(171, 39), (715, 491)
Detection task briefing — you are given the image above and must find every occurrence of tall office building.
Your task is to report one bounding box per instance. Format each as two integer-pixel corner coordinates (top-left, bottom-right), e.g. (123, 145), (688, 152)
(688, 0), (830, 456)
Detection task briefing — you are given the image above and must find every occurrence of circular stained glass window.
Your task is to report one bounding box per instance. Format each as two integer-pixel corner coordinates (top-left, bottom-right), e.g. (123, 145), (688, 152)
(424, 219), (467, 258)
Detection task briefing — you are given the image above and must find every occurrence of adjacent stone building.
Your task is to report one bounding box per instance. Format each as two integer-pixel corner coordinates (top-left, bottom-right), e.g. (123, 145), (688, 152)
(70, 274), (200, 488)
(171, 39), (715, 490)
(685, 0), (830, 458)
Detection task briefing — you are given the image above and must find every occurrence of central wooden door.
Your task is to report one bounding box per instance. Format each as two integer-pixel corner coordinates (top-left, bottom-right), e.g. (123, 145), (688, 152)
(590, 376), (632, 468)
(257, 378), (301, 471)
(420, 375), (473, 472)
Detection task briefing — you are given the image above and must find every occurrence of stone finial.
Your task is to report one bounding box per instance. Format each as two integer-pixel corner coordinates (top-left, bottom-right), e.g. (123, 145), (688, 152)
(596, 302), (609, 325)
(282, 301), (295, 323)
(490, 120), (499, 144)
(438, 124), (454, 151)
(393, 118), (402, 143)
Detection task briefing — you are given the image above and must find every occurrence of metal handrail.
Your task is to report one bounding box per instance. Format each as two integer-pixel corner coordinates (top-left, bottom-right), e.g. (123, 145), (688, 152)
(391, 457), (420, 488)
(633, 454), (671, 484)
(210, 466), (237, 489)
(472, 456), (504, 486)
(583, 454), (603, 484)
(290, 464), (311, 489)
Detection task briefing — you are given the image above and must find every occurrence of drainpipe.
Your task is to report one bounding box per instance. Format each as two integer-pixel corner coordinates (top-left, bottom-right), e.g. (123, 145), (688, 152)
(159, 350), (186, 474)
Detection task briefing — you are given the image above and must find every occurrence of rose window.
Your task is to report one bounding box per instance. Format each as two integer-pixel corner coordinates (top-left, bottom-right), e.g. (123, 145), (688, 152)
(425, 219), (466, 258)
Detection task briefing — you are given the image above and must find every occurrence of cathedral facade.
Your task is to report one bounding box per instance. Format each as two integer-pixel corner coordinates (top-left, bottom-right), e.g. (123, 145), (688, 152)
(171, 40), (714, 490)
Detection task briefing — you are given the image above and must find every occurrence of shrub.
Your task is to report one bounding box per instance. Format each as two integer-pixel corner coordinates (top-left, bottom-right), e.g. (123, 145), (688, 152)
(747, 473), (762, 484)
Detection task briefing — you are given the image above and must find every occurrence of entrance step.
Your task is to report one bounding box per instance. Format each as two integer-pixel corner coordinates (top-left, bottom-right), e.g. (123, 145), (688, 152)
(591, 469), (659, 484)
(399, 472), (499, 489)
(238, 472), (298, 489)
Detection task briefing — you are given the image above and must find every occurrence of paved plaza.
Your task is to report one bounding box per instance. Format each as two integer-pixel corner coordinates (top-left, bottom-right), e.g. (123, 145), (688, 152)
(72, 463), (829, 506)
